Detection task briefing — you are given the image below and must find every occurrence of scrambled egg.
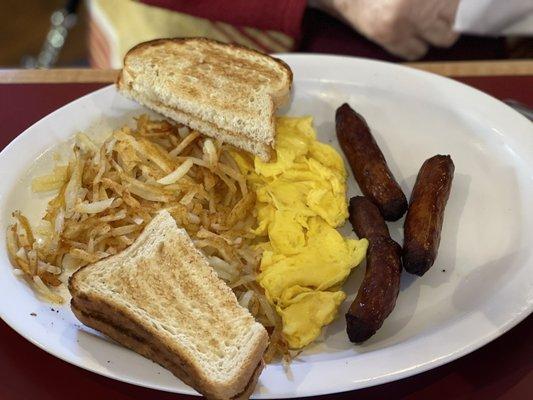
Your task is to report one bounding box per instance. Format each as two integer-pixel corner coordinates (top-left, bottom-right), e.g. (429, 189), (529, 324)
(235, 117), (368, 349)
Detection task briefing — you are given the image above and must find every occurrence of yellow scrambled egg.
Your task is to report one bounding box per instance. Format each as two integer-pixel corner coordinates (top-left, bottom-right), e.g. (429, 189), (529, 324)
(234, 117), (368, 349)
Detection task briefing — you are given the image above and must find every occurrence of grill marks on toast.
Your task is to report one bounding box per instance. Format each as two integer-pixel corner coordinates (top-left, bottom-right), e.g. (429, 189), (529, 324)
(117, 37), (292, 161)
(69, 211), (268, 399)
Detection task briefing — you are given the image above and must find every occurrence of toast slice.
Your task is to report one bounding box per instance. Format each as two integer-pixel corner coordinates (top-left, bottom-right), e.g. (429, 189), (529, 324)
(69, 210), (269, 400)
(117, 37), (293, 161)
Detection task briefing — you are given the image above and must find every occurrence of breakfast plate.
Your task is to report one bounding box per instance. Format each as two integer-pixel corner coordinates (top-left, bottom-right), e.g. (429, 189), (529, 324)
(1, 54), (532, 398)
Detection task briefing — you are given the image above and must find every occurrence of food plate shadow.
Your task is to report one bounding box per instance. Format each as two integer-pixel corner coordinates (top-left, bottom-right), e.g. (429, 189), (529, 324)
(451, 164), (525, 325)
(453, 250), (527, 325)
(452, 164), (531, 325)
(63, 326), (181, 389)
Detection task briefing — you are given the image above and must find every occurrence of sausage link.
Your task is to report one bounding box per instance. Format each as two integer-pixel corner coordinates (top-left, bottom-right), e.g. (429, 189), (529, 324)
(403, 155), (454, 276)
(336, 103), (407, 221)
(346, 196), (402, 343)
(346, 236), (402, 343)
(349, 196), (390, 239)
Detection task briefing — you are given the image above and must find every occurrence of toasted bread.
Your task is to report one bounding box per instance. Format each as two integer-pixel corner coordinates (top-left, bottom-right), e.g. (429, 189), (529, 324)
(116, 37), (292, 161)
(69, 210), (269, 400)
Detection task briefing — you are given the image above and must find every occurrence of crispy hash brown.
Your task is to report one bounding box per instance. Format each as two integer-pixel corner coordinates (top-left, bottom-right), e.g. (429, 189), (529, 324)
(7, 115), (288, 361)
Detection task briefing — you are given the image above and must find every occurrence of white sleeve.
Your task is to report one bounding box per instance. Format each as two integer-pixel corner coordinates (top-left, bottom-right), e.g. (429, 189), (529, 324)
(454, 0), (533, 35)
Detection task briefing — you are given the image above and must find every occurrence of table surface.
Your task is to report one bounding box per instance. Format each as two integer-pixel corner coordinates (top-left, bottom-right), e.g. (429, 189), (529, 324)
(0, 62), (532, 400)
(1, 60), (533, 83)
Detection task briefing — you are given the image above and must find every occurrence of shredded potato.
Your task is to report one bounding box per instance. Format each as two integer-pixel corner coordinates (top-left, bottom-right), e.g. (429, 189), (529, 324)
(7, 115), (287, 360)
(31, 166), (69, 192)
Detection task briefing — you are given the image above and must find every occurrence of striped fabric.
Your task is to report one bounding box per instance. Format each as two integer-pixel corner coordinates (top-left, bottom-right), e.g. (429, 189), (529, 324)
(88, 0), (295, 68)
(88, 17), (112, 69)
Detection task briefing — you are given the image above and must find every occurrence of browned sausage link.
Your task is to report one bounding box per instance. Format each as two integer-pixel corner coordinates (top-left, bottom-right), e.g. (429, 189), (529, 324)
(346, 236), (402, 343)
(403, 155), (454, 276)
(346, 195), (402, 342)
(349, 196), (390, 239)
(336, 103), (407, 221)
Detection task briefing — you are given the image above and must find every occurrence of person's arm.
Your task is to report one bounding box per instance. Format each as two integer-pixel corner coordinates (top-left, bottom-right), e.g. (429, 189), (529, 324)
(310, 0), (461, 60)
(139, 0), (308, 38)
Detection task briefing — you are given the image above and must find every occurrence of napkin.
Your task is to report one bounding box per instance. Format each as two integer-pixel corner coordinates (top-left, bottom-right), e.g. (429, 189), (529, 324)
(455, 0), (533, 35)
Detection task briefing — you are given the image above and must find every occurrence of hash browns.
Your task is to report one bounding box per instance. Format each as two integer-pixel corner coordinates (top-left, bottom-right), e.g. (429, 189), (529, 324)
(7, 115), (288, 360)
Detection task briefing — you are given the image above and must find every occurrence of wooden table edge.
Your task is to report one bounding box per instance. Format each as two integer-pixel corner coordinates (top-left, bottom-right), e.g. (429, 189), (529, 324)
(0, 60), (532, 83)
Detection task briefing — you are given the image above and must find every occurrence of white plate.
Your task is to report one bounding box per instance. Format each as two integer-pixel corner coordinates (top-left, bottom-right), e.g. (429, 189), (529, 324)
(1, 55), (532, 398)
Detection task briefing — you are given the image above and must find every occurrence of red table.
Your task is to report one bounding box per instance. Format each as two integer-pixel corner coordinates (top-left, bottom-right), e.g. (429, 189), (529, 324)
(0, 77), (532, 400)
